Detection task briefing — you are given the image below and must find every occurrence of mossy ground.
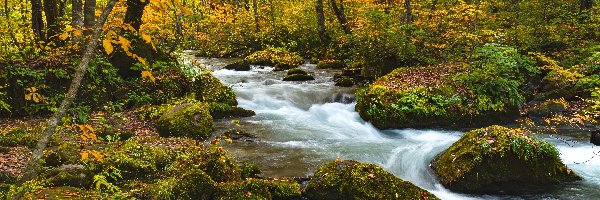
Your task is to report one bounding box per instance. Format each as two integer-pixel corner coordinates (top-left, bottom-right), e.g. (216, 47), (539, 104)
(431, 125), (580, 193)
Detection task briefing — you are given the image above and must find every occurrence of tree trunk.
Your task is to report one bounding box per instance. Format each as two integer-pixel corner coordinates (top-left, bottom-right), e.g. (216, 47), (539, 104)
(404, 0), (412, 24)
(31, 0), (45, 42)
(330, 0), (351, 34)
(253, 0), (259, 32)
(83, 0), (96, 35)
(44, 0), (60, 41)
(125, 0), (148, 31)
(13, 1), (117, 199)
(316, 0), (327, 43)
(72, 0), (83, 28)
(580, 0), (593, 10)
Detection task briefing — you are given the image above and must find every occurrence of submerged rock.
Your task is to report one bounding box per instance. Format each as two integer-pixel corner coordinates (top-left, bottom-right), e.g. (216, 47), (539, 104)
(224, 60), (251, 71)
(157, 103), (214, 139)
(431, 125), (580, 194)
(283, 69), (315, 82)
(304, 160), (439, 200)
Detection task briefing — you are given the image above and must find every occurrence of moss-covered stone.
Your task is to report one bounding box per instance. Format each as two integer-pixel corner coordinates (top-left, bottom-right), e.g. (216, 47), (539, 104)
(103, 139), (174, 179)
(316, 60), (346, 69)
(46, 165), (94, 188)
(0, 123), (49, 148)
(214, 179), (300, 200)
(157, 103), (214, 139)
(169, 146), (241, 183)
(240, 162), (262, 179)
(28, 186), (102, 199)
(43, 142), (81, 167)
(286, 68), (308, 76)
(207, 102), (256, 119)
(245, 48), (303, 69)
(0, 171), (18, 184)
(191, 72), (238, 106)
(525, 99), (568, 119)
(431, 125), (580, 194)
(225, 60), (251, 71)
(305, 160), (439, 200)
(334, 77), (354, 87)
(282, 74), (315, 82)
(172, 169), (216, 200)
(356, 65), (519, 129)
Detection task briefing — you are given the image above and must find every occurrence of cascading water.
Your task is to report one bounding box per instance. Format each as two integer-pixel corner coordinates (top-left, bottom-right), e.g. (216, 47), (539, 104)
(184, 54), (600, 200)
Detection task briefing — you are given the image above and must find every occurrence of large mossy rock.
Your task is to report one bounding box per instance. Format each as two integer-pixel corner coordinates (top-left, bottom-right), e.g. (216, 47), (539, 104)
(215, 179), (301, 200)
(157, 103), (214, 139)
(431, 126), (580, 194)
(224, 60), (251, 71)
(283, 69), (315, 82)
(172, 169), (216, 200)
(356, 65), (518, 129)
(206, 102), (256, 119)
(191, 72), (238, 106)
(304, 160), (439, 200)
(245, 48), (303, 70)
(103, 139), (174, 179)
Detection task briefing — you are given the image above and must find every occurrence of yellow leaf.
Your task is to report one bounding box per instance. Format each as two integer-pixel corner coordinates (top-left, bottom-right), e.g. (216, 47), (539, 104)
(59, 32), (69, 40)
(141, 33), (151, 44)
(103, 39), (113, 55)
(81, 152), (89, 160)
(141, 71), (156, 82)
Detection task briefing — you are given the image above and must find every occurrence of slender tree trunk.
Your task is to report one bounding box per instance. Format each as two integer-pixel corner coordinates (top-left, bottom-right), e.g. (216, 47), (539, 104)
(253, 0), (259, 32)
(13, 1), (117, 199)
(316, 0), (327, 43)
(72, 0), (83, 42)
(31, 0), (45, 42)
(330, 0), (351, 34)
(44, 0), (60, 41)
(404, 0), (412, 24)
(83, 0), (96, 35)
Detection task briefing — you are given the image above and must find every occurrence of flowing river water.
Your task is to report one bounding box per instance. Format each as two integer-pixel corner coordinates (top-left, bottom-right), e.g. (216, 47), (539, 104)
(184, 54), (600, 200)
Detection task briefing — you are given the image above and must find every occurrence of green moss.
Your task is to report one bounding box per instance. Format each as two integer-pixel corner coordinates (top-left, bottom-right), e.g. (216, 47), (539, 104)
(172, 169), (216, 200)
(240, 162), (262, 179)
(245, 47), (303, 69)
(286, 68), (308, 76)
(157, 103), (214, 139)
(43, 142), (81, 167)
(305, 160), (439, 200)
(225, 60), (251, 71)
(206, 102), (256, 119)
(46, 165), (94, 188)
(28, 186), (102, 199)
(191, 72), (238, 106)
(0, 124), (48, 148)
(282, 74), (315, 82)
(214, 180), (271, 200)
(103, 139), (174, 179)
(263, 179), (301, 200)
(169, 147), (241, 183)
(0, 171), (18, 184)
(334, 77), (354, 87)
(431, 125), (580, 193)
(316, 60), (346, 69)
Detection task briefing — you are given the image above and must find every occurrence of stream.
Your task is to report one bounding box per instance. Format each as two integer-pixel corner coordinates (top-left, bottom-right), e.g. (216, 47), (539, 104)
(184, 54), (600, 200)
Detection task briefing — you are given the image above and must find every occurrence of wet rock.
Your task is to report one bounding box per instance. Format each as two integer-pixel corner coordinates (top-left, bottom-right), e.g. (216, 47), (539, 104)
(305, 160), (439, 200)
(431, 125), (580, 194)
(224, 60), (251, 71)
(157, 103), (214, 139)
(215, 179), (301, 200)
(591, 130), (600, 146)
(283, 68), (315, 81)
(341, 67), (362, 77)
(224, 129), (256, 142)
(191, 72), (238, 106)
(525, 99), (568, 119)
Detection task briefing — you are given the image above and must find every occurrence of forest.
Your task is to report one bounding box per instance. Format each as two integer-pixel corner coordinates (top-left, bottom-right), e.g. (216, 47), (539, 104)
(0, 0), (599, 199)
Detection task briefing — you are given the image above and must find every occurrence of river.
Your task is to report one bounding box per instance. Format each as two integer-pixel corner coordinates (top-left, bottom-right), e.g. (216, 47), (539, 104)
(185, 54), (600, 200)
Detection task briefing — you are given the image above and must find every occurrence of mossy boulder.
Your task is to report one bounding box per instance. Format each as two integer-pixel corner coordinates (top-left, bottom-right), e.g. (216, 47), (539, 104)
(525, 99), (568, 119)
(103, 139), (174, 179)
(240, 162), (262, 179)
(169, 147), (242, 182)
(431, 126), (580, 194)
(356, 65), (519, 129)
(172, 169), (216, 200)
(304, 160), (439, 200)
(316, 60), (346, 69)
(157, 103), (214, 139)
(245, 48), (303, 70)
(27, 186), (102, 199)
(334, 77), (354, 87)
(207, 102), (256, 119)
(283, 68), (314, 81)
(43, 143), (81, 167)
(225, 60), (251, 71)
(287, 68), (308, 76)
(191, 72), (238, 106)
(215, 179), (301, 200)
(46, 165), (94, 188)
